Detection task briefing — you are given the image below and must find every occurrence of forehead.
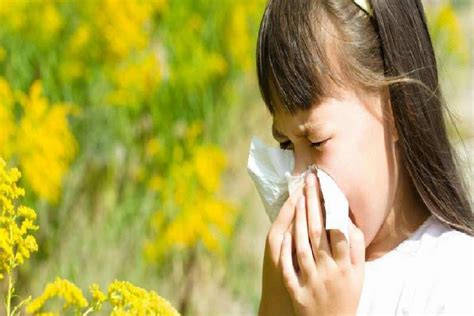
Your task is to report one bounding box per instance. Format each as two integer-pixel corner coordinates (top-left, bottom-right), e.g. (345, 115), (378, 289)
(269, 75), (345, 130)
(271, 87), (361, 139)
(272, 88), (384, 140)
(272, 106), (320, 138)
(272, 82), (372, 123)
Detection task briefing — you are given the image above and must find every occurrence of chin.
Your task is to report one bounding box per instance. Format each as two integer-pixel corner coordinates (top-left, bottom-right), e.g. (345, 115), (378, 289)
(348, 206), (377, 248)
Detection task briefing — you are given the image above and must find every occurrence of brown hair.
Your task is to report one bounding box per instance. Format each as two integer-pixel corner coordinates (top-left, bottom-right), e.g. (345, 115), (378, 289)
(256, 0), (473, 235)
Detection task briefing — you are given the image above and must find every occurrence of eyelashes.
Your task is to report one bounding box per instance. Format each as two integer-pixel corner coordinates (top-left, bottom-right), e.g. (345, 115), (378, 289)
(279, 139), (327, 150)
(279, 141), (291, 150)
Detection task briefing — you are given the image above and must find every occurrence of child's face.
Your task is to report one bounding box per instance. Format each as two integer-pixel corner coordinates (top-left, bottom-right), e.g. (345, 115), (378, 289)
(271, 86), (399, 247)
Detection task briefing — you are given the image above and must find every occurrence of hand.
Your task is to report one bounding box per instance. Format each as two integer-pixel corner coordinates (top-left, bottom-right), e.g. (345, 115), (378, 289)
(258, 186), (304, 316)
(279, 171), (366, 316)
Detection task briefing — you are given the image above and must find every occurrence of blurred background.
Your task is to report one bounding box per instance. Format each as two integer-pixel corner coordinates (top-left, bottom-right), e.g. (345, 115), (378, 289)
(0, 0), (471, 314)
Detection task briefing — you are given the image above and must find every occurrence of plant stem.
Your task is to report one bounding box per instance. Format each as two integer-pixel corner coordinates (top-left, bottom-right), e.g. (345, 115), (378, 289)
(6, 273), (13, 316)
(178, 247), (198, 315)
(11, 295), (31, 316)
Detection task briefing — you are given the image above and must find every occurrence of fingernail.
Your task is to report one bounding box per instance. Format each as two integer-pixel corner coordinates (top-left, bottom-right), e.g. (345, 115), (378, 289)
(306, 172), (315, 186)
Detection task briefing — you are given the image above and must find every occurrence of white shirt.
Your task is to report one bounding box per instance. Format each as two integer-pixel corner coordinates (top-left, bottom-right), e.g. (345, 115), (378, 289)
(357, 214), (474, 315)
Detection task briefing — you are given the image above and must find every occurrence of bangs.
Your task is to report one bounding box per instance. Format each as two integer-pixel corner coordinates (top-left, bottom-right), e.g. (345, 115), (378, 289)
(256, 0), (354, 115)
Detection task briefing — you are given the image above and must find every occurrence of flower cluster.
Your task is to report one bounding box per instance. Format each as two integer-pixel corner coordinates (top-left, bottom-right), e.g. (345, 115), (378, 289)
(425, 2), (469, 65)
(108, 280), (180, 315)
(0, 0), (63, 46)
(0, 0), (268, 313)
(0, 78), (77, 204)
(144, 121), (237, 262)
(0, 158), (38, 280)
(15, 81), (78, 203)
(26, 277), (88, 313)
(26, 278), (180, 315)
(0, 157), (179, 315)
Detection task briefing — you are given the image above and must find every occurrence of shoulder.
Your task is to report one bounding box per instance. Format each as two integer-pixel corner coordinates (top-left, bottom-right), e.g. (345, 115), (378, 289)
(425, 217), (474, 259)
(413, 215), (473, 253)
(417, 215), (473, 272)
(416, 216), (474, 314)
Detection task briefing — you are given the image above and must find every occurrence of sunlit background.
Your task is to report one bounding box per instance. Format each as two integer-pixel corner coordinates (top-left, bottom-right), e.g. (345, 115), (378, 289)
(0, 0), (472, 314)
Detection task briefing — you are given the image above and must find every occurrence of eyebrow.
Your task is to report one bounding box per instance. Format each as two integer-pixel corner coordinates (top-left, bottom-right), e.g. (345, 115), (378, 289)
(272, 122), (311, 141)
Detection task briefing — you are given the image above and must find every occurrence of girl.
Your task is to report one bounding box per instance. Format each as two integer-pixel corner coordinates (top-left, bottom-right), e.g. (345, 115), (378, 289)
(255, 0), (473, 315)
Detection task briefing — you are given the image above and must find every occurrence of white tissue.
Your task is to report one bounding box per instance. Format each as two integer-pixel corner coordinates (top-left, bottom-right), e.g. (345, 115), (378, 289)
(247, 136), (350, 244)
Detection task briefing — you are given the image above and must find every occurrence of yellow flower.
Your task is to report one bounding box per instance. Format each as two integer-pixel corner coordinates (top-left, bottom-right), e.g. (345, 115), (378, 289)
(15, 80), (78, 204)
(107, 52), (161, 107)
(1, 79), (78, 203)
(93, 0), (160, 60)
(59, 60), (87, 82)
(0, 0), (62, 44)
(437, 3), (468, 62)
(145, 138), (162, 158)
(108, 280), (180, 315)
(0, 77), (15, 159)
(68, 24), (91, 53)
(41, 2), (63, 40)
(184, 121), (204, 145)
(145, 121), (238, 261)
(0, 0), (28, 32)
(148, 175), (165, 192)
(89, 283), (107, 311)
(27, 277), (88, 314)
(227, 3), (252, 72)
(193, 144), (227, 193)
(426, 2), (469, 65)
(0, 158), (39, 280)
(208, 53), (228, 76)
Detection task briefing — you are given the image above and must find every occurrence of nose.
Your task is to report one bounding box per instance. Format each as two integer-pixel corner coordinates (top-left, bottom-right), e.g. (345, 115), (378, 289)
(291, 144), (314, 176)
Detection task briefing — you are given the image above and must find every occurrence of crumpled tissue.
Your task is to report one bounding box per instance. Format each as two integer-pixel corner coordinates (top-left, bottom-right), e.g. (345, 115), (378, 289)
(246, 136), (350, 243)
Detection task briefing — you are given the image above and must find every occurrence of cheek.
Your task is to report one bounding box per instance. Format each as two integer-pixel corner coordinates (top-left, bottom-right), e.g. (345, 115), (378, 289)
(318, 118), (397, 246)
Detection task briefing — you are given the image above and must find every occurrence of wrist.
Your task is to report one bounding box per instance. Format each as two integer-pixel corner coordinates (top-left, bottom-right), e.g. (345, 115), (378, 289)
(258, 295), (295, 316)
(257, 296), (270, 316)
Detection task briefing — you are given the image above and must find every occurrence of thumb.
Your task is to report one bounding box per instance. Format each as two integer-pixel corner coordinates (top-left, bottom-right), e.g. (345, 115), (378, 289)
(349, 218), (366, 268)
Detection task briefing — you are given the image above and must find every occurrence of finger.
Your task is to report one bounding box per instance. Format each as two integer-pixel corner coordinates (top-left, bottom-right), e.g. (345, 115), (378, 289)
(295, 194), (316, 279)
(328, 229), (350, 266)
(349, 219), (366, 269)
(305, 171), (331, 261)
(287, 223), (300, 273)
(272, 186), (304, 235)
(283, 223), (299, 273)
(280, 232), (299, 296)
(266, 194), (299, 266)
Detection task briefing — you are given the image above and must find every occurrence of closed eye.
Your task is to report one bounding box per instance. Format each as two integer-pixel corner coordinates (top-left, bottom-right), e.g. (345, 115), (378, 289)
(279, 140), (293, 150)
(279, 140), (327, 150)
